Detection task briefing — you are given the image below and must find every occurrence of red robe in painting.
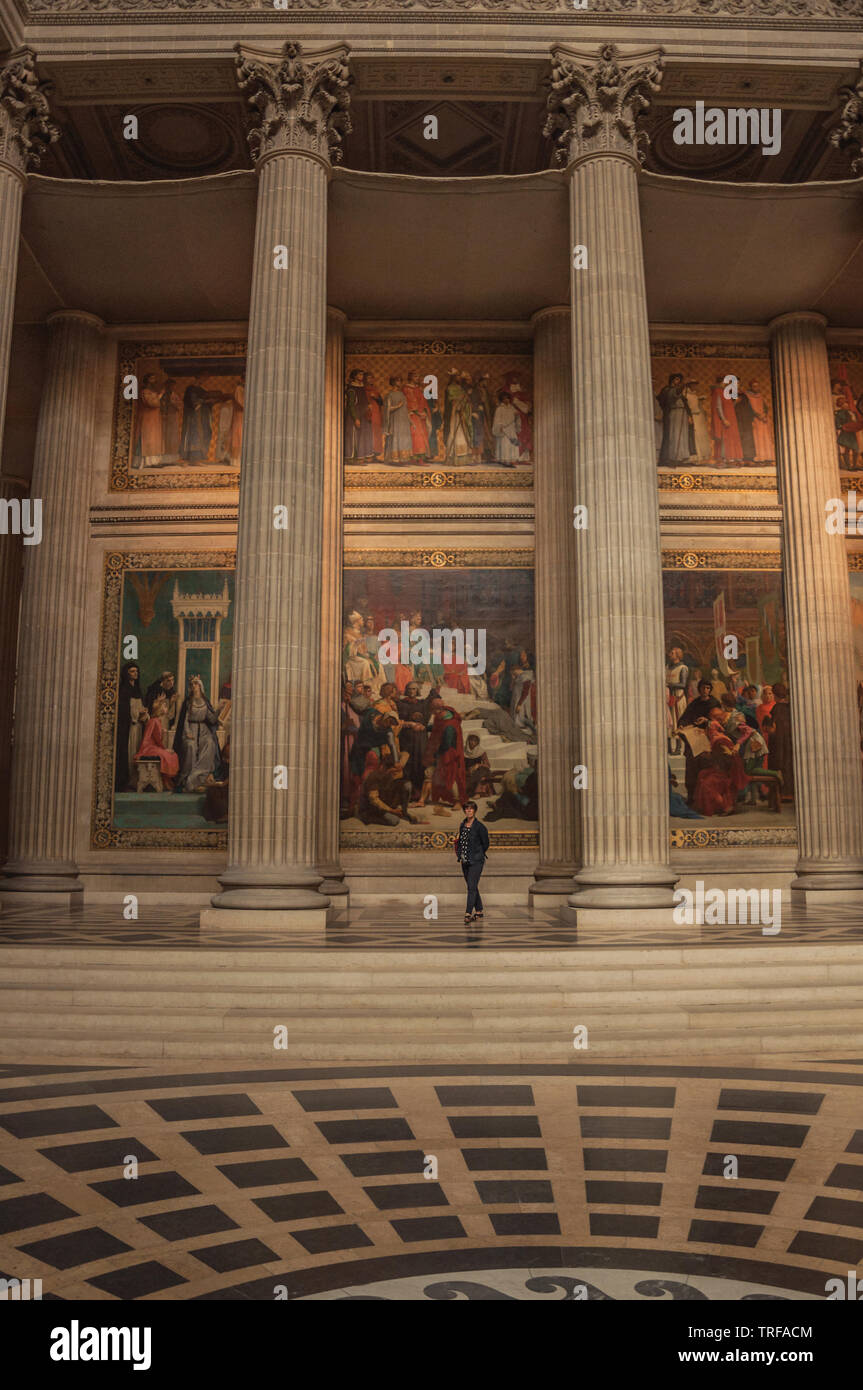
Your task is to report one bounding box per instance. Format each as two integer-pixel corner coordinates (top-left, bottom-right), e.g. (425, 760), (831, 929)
(424, 706), (467, 803)
(136, 716), (180, 789)
(694, 728), (747, 816)
(710, 385), (743, 464)
(403, 382), (431, 458)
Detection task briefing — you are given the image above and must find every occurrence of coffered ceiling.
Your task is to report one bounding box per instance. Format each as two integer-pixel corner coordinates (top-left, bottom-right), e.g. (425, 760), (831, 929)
(31, 55), (861, 184)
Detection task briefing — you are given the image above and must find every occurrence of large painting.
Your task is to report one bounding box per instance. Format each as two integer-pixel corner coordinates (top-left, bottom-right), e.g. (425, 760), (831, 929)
(663, 557), (794, 847)
(111, 341), (245, 491)
(653, 344), (776, 492)
(92, 553), (235, 848)
(828, 352), (863, 485)
(344, 341), (533, 490)
(340, 560), (537, 848)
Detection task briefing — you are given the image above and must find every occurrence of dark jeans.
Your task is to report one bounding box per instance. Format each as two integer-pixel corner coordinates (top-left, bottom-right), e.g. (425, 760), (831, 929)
(461, 860), (484, 915)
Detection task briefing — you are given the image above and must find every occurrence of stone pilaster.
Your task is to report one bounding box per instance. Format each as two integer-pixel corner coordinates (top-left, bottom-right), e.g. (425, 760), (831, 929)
(317, 306), (348, 899)
(204, 41), (352, 929)
(545, 44), (677, 924)
(530, 307), (579, 900)
(1, 311), (103, 903)
(0, 475), (25, 864)
(0, 50), (58, 440)
(768, 311), (863, 903)
(0, 51), (58, 882)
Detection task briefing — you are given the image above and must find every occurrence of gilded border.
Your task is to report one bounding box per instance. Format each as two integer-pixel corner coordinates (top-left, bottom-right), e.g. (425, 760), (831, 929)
(345, 468), (533, 490)
(344, 548), (534, 568)
(662, 550), (782, 570)
(91, 548), (236, 851)
(670, 827), (797, 849)
(110, 340), (246, 493)
(341, 830), (537, 850)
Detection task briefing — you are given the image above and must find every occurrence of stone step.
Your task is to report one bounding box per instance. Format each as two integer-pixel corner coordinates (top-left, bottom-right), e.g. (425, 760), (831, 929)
(1, 1023), (862, 1063)
(2, 942), (862, 970)
(4, 979), (863, 1011)
(1, 997), (861, 1037)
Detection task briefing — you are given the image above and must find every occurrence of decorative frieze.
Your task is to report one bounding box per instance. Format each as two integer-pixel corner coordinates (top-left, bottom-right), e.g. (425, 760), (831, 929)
(21, 0), (863, 18)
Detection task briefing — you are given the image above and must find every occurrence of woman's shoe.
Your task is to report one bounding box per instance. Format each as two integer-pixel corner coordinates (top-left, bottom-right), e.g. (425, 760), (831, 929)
(464, 913), (475, 924)
(474, 912), (484, 920)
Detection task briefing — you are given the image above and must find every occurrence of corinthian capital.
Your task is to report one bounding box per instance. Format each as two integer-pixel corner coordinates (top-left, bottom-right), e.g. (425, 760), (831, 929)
(235, 40), (352, 167)
(831, 61), (863, 176)
(0, 48), (60, 178)
(544, 42), (663, 169)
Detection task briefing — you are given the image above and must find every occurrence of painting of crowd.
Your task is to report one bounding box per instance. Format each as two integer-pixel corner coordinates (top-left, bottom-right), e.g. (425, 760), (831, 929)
(344, 356), (533, 468)
(340, 570), (537, 835)
(130, 355), (245, 471)
(652, 356), (774, 469)
(664, 570), (792, 823)
(832, 371), (863, 471)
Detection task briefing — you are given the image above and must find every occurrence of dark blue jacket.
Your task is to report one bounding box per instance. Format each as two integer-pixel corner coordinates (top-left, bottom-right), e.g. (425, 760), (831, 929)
(454, 818), (489, 866)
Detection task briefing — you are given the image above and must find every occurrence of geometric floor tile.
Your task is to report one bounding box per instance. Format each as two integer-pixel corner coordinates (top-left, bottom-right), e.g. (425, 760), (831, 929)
(0, 1057), (861, 1300)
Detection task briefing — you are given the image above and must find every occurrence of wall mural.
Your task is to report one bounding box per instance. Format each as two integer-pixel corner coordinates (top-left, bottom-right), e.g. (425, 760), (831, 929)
(340, 560), (537, 849)
(652, 345), (776, 493)
(849, 560), (863, 761)
(111, 341), (245, 491)
(828, 352), (863, 489)
(663, 557), (793, 849)
(92, 553), (235, 848)
(343, 341), (533, 490)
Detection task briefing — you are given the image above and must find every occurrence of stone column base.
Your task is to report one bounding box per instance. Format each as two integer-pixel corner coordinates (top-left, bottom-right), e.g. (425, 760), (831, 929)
(0, 888), (83, 910)
(1, 861), (83, 908)
(200, 906), (329, 932)
(791, 883), (863, 908)
(560, 905), (685, 930)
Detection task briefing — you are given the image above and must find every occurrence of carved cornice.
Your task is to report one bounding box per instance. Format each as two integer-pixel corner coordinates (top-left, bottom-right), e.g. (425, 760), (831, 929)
(0, 48), (59, 179)
(831, 61), (863, 176)
(235, 40), (352, 167)
(17, 0), (863, 19)
(544, 42), (663, 170)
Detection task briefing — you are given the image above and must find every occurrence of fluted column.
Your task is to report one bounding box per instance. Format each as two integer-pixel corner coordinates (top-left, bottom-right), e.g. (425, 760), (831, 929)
(205, 41), (352, 928)
(769, 311), (863, 903)
(0, 51), (58, 882)
(0, 476), (25, 864)
(317, 306), (348, 899)
(530, 307), (579, 900)
(2, 312), (103, 901)
(546, 44), (676, 923)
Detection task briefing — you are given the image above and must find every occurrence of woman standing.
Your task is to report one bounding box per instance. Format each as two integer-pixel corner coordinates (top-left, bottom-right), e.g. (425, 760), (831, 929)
(455, 800), (489, 924)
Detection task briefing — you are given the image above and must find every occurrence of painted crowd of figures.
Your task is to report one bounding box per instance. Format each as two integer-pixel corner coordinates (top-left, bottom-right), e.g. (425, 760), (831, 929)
(341, 608), (537, 827)
(344, 367), (533, 466)
(655, 372), (773, 467)
(665, 651), (793, 818)
(832, 378), (863, 470)
(115, 663), (231, 799)
(134, 374), (244, 469)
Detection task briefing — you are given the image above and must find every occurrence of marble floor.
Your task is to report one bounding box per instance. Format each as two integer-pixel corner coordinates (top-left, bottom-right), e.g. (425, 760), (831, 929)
(1, 900), (863, 949)
(0, 1056), (861, 1301)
